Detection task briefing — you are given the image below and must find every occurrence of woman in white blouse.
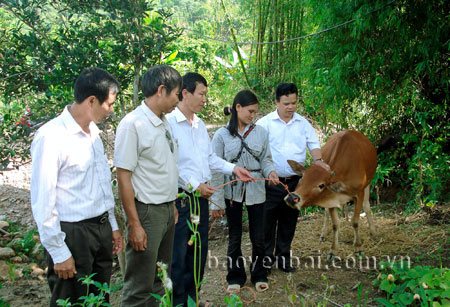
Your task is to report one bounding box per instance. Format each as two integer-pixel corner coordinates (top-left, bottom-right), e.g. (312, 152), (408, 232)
(210, 90), (279, 293)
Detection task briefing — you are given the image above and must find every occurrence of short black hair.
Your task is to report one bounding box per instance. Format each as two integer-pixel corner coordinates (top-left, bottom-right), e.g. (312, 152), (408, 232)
(74, 67), (119, 104)
(178, 72), (207, 101)
(275, 83), (298, 101)
(141, 65), (182, 98)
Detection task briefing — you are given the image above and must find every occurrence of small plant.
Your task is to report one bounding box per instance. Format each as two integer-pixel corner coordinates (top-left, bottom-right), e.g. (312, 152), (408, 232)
(177, 183), (204, 306)
(356, 283), (369, 307)
(285, 273), (299, 305)
(224, 293), (243, 307)
(7, 229), (38, 256)
(7, 262), (15, 282)
(150, 261), (174, 306)
(0, 282), (9, 307)
(373, 260), (450, 306)
(319, 274), (334, 307)
(56, 273), (112, 307)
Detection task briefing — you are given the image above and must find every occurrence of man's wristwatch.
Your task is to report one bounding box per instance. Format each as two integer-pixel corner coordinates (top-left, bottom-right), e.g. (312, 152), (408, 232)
(315, 158), (324, 162)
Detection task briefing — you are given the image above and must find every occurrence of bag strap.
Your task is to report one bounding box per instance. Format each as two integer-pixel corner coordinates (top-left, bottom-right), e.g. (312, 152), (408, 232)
(230, 124), (260, 163)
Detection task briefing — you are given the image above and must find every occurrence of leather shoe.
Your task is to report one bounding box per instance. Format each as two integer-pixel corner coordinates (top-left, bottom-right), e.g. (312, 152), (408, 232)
(280, 265), (296, 273)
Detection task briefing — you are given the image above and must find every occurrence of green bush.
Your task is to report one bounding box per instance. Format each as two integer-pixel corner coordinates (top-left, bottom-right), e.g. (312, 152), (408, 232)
(373, 261), (450, 306)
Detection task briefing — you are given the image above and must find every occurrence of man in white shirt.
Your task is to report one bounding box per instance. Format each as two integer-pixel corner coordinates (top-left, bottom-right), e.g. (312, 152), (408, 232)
(31, 67), (123, 306)
(167, 72), (253, 306)
(114, 65), (182, 306)
(256, 83), (329, 273)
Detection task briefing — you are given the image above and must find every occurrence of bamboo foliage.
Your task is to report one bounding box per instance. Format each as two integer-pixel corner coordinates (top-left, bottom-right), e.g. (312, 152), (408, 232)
(251, 0), (304, 88)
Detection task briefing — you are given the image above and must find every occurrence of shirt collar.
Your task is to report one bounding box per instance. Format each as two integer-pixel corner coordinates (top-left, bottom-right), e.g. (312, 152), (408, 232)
(61, 105), (100, 137)
(140, 101), (163, 127)
(173, 107), (201, 128)
(270, 109), (302, 123)
(238, 123), (254, 135)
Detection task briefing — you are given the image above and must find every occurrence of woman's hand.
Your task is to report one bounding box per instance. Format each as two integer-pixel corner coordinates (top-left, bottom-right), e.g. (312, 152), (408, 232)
(268, 170), (280, 186)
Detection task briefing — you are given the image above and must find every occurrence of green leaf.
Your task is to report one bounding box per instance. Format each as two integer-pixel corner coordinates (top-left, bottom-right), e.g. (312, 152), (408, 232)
(374, 298), (396, 307)
(187, 296), (196, 307)
(166, 50), (178, 62)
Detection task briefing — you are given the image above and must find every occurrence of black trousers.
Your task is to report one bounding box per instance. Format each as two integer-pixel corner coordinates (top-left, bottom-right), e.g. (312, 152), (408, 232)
(225, 199), (267, 286)
(47, 218), (113, 307)
(263, 179), (300, 269)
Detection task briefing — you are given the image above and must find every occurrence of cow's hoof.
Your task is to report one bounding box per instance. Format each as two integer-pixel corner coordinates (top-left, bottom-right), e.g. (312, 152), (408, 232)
(320, 236), (326, 242)
(327, 253), (335, 262)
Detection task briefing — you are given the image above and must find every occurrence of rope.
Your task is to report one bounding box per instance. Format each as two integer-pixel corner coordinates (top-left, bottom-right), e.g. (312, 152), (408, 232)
(207, 177), (291, 304)
(214, 177), (290, 194)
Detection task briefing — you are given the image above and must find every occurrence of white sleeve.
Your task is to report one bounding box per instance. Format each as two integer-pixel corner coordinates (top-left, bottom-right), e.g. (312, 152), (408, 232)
(30, 132), (71, 264)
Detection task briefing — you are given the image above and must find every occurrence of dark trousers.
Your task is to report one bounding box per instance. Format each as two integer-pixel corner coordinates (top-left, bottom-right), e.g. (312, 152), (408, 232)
(264, 179), (300, 269)
(225, 199), (267, 286)
(172, 193), (209, 306)
(47, 218), (113, 307)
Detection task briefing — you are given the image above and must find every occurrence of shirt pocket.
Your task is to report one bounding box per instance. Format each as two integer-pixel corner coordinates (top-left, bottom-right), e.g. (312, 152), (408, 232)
(247, 140), (263, 157)
(63, 143), (94, 173)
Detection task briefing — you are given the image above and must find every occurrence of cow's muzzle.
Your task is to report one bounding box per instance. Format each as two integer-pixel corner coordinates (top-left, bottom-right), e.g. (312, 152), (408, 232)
(284, 193), (301, 210)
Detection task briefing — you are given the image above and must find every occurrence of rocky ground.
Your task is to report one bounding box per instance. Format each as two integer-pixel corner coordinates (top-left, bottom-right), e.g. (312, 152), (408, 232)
(1, 163), (448, 307)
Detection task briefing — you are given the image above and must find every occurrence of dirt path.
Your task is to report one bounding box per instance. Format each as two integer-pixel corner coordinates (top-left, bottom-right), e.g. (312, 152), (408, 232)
(1, 165), (448, 307)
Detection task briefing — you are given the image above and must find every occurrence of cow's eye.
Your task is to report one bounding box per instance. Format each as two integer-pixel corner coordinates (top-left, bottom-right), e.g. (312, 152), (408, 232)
(318, 184), (325, 189)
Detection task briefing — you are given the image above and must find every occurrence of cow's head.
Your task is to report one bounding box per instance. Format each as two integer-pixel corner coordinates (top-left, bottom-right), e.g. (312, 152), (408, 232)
(284, 160), (347, 210)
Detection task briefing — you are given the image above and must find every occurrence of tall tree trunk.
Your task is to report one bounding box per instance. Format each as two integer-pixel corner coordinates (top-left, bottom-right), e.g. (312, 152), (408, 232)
(132, 58), (141, 108)
(220, 0), (251, 88)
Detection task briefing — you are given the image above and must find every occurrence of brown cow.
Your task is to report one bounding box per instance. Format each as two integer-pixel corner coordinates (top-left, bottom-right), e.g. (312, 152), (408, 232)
(285, 130), (377, 260)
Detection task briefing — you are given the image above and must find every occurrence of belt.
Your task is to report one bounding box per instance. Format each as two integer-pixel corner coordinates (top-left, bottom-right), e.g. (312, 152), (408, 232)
(135, 198), (174, 206)
(80, 212), (109, 224)
(278, 175), (300, 184)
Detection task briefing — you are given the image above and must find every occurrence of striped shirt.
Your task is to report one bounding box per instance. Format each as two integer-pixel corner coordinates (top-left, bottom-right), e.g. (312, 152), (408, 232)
(30, 106), (118, 264)
(166, 107), (235, 192)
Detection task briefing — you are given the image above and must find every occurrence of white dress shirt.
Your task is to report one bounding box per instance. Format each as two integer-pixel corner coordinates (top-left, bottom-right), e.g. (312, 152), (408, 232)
(30, 106), (118, 264)
(166, 107), (235, 191)
(114, 102), (179, 204)
(256, 110), (320, 177)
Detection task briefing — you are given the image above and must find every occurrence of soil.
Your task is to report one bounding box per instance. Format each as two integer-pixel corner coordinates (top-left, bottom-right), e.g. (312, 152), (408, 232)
(1, 164), (448, 307)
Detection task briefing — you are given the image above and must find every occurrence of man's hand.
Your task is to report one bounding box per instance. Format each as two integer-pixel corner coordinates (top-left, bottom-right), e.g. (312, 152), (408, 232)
(315, 160), (330, 171)
(268, 170), (280, 186)
(112, 230), (123, 255)
(198, 183), (216, 199)
(233, 166), (255, 183)
(129, 224), (147, 251)
(211, 209), (223, 218)
(54, 256), (77, 280)
(174, 205), (179, 224)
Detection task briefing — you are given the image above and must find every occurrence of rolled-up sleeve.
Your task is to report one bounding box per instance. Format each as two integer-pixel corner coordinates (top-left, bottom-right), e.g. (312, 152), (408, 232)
(305, 121), (321, 151)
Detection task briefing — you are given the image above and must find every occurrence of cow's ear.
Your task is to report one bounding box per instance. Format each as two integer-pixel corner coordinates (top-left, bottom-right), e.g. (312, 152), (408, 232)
(327, 181), (347, 193)
(287, 160), (306, 176)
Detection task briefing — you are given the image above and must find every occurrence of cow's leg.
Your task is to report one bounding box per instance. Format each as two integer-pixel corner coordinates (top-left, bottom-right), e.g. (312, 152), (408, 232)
(327, 207), (340, 261)
(363, 185), (376, 236)
(352, 191), (364, 256)
(320, 209), (330, 242)
(342, 202), (350, 222)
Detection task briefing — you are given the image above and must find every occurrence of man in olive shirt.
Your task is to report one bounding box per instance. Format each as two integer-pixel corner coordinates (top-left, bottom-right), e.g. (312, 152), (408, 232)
(114, 65), (181, 306)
